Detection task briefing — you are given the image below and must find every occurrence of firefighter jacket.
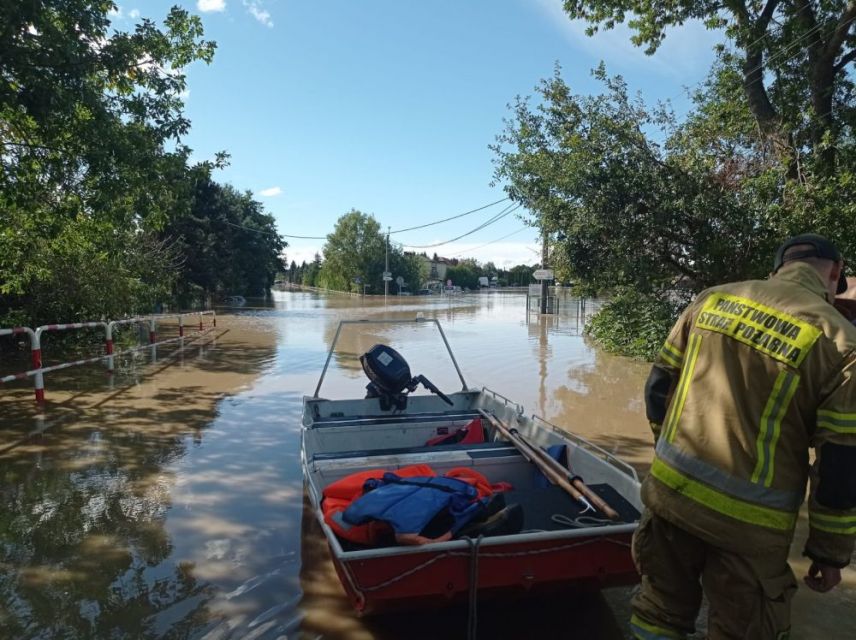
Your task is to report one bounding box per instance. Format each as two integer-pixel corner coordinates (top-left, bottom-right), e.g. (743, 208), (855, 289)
(643, 262), (856, 567)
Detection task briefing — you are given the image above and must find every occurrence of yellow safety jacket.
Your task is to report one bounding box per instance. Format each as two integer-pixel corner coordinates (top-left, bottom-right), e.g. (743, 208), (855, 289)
(644, 262), (856, 567)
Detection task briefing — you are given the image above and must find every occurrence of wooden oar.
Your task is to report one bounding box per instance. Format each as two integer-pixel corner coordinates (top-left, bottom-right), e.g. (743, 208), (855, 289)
(479, 410), (619, 520)
(526, 435), (621, 521)
(478, 410), (594, 513)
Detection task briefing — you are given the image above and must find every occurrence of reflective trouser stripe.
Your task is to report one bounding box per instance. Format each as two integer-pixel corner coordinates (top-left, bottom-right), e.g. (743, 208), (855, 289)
(659, 341), (683, 368)
(630, 614), (685, 639)
(655, 439), (803, 510)
(650, 458), (798, 530)
(810, 511), (856, 534)
(663, 334), (702, 443)
(816, 409), (856, 434)
(752, 370), (799, 487)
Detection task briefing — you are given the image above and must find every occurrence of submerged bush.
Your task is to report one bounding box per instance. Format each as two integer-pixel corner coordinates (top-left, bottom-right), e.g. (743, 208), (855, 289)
(586, 289), (687, 361)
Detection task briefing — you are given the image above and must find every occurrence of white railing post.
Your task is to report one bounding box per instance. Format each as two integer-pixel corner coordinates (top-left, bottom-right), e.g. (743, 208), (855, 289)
(105, 322), (115, 373)
(32, 327), (44, 405)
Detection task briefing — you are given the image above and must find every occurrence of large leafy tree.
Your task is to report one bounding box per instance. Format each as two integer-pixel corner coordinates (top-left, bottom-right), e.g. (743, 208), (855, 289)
(320, 210), (388, 292)
(493, 67), (764, 298)
(562, 1), (856, 175)
(0, 2), (217, 324)
(446, 260), (482, 290)
(162, 178), (286, 304)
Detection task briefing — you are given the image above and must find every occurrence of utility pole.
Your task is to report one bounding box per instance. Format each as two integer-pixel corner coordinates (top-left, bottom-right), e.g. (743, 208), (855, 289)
(384, 226), (390, 303)
(540, 230), (548, 314)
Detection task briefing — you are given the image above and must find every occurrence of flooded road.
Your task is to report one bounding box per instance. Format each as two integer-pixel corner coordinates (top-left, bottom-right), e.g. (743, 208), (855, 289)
(1, 291), (853, 639)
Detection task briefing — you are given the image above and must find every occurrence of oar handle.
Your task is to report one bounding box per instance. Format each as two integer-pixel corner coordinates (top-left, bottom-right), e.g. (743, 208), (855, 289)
(479, 410), (590, 509)
(510, 425), (620, 520)
(482, 410), (620, 520)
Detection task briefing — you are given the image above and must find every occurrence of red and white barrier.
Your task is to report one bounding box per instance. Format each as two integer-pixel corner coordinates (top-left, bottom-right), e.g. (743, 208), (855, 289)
(1, 310), (216, 404)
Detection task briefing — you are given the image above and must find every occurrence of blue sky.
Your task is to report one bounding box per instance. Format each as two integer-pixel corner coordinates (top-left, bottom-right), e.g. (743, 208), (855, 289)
(111, 1), (720, 267)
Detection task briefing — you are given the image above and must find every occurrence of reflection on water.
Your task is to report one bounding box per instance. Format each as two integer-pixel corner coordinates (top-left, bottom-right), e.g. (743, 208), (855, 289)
(1, 291), (853, 639)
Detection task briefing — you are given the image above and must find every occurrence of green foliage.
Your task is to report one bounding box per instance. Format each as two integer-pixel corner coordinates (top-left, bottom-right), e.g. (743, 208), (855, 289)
(161, 178), (285, 303)
(563, 1), (856, 175)
(503, 264), (536, 287)
(446, 260), (481, 290)
(317, 210), (425, 294)
(390, 252), (423, 293)
(319, 210), (386, 292)
(586, 289), (686, 360)
(493, 50), (856, 358)
(303, 254), (322, 287)
(0, 3), (284, 326)
(493, 67), (763, 298)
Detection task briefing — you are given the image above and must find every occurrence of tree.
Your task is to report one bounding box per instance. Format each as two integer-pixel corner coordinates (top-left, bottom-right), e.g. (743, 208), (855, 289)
(562, 1), (856, 175)
(318, 210), (423, 294)
(390, 252), (423, 293)
(319, 210), (386, 292)
(161, 178), (285, 304)
(494, 67), (764, 297)
(303, 254), (322, 287)
(506, 264), (536, 287)
(446, 260), (481, 290)
(0, 2), (217, 325)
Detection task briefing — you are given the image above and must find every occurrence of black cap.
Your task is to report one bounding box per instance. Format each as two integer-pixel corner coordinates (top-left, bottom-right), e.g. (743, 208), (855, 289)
(773, 233), (847, 294)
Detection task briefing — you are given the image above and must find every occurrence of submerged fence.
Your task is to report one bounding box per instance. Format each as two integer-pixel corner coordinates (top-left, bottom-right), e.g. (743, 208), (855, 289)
(0, 311), (216, 404)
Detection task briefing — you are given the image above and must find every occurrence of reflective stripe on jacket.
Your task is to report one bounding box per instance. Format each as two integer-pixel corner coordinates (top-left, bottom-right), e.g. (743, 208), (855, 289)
(643, 262), (856, 565)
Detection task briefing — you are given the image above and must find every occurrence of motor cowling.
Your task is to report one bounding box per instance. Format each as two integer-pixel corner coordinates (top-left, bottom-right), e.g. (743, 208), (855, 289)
(360, 344), (453, 410)
(360, 344), (411, 397)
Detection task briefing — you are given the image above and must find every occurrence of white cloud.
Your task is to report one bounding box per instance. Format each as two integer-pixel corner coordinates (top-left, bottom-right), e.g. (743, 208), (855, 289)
(197, 0), (226, 13)
(244, 1), (273, 28)
(129, 9), (140, 19)
(108, 6), (122, 18)
(259, 186), (282, 197)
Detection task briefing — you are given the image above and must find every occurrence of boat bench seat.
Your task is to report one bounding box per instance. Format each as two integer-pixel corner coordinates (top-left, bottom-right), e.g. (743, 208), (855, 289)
(311, 440), (518, 462)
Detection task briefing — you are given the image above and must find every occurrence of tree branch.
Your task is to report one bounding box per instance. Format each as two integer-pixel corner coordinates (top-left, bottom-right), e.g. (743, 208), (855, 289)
(758, 0), (781, 31)
(827, 2), (856, 58)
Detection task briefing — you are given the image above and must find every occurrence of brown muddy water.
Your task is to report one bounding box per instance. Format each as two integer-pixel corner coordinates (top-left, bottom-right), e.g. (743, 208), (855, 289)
(0, 291), (853, 639)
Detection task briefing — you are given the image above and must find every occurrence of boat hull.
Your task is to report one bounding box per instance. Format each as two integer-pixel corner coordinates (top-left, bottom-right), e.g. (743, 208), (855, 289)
(331, 531), (638, 614)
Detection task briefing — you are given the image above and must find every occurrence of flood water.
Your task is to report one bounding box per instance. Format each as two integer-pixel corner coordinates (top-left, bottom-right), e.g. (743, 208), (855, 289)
(0, 291), (853, 639)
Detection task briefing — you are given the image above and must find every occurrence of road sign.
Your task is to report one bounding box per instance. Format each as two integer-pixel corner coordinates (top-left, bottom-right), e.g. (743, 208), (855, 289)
(383, 271), (393, 282)
(395, 276), (404, 286)
(533, 269), (554, 280)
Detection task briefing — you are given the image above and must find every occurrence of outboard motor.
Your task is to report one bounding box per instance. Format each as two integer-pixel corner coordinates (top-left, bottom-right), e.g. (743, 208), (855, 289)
(360, 344), (453, 411)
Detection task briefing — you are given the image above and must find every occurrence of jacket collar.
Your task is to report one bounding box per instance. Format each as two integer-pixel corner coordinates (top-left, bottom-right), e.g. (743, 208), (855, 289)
(772, 262), (831, 302)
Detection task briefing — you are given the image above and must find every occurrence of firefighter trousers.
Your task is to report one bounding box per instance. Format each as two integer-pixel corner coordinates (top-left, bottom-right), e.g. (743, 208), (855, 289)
(630, 510), (797, 640)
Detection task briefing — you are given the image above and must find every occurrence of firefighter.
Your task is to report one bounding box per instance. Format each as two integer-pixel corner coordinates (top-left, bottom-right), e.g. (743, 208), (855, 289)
(632, 234), (856, 639)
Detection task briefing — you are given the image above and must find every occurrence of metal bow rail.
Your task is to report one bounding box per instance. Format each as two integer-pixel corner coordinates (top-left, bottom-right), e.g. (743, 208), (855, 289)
(0, 311), (216, 404)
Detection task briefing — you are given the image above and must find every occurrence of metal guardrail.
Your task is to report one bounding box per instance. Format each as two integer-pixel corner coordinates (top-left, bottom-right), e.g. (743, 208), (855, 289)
(1, 311), (216, 404)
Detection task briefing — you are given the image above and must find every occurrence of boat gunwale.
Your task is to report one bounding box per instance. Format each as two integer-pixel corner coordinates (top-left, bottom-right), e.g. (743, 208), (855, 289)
(302, 394), (641, 563)
(326, 520), (637, 561)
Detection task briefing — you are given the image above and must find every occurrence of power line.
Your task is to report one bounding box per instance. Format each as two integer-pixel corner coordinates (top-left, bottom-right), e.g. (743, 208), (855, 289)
(448, 226), (530, 257)
(402, 203), (521, 249)
(243, 197), (512, 241)
(389, 197), (510, 234)
(223, 220), (282, 237)
(666, 16), (853, 117)
(280, 232), (327, 239)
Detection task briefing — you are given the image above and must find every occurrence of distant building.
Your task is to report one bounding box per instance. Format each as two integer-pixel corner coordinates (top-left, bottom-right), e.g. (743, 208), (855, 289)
(419, 255), (452, 283)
